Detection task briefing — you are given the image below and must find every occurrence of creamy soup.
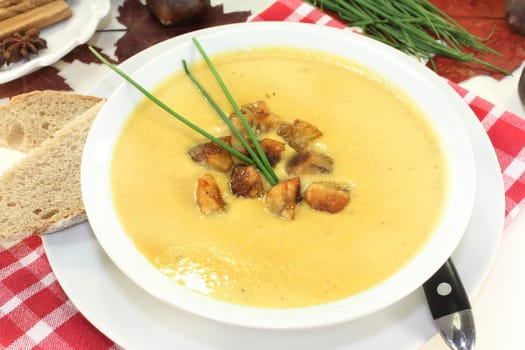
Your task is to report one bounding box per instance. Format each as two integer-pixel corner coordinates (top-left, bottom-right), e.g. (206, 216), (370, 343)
(111, 47), (447, 308)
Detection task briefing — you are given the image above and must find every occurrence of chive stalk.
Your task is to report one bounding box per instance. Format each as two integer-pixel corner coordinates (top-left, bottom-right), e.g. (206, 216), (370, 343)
(182, 60), (278, 185)
(308, 0), (509, 75)
(191, 38), (280, 184)
(88, 45), (255, 166)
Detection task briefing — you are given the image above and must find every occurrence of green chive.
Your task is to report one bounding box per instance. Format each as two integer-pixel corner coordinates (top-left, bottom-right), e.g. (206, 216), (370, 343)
(191, 38), (280, 185)
(308, 0), (509, 75)
(182, 60), (278, 185)
(88, 45), (255, 166)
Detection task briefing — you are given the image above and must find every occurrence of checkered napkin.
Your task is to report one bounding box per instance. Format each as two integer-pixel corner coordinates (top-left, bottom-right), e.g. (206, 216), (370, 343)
(1, 0), (525, 349)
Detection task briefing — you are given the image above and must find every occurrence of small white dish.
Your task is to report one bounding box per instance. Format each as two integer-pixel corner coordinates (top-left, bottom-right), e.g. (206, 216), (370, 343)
(81, 22), (476, 329)
(0, 0), (110, 84)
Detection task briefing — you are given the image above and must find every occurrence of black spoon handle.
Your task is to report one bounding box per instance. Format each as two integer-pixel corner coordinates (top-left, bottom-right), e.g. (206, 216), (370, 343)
(422, 258), (471, 319)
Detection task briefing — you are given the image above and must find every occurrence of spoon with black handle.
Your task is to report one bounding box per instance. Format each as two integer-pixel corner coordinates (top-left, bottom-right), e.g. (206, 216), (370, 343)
(423, 258), (476, 350)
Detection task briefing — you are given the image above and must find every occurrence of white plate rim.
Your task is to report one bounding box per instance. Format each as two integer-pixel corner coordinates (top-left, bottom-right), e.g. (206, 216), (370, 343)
(43, 23), (505, 350)
(0, 0), (110, 84)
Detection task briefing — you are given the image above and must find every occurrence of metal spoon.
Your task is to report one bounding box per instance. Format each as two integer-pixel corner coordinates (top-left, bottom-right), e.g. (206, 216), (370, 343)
(423, 258), (476, 350)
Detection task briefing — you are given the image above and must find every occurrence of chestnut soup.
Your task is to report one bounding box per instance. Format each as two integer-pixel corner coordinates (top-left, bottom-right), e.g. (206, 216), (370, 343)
(111, 47), (447, 308)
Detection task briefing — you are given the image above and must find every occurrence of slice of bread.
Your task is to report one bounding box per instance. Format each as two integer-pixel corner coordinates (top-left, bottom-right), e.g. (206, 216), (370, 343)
(0, 100), (105, 240)
(0, 90), (102, 152)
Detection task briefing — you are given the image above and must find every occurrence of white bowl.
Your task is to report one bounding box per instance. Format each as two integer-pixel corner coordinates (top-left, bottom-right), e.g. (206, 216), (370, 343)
(81, 22), (476, 329)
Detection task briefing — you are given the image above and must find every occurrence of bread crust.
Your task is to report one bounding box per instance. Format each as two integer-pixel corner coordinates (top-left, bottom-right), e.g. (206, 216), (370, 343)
(0, 93), (104, 240)
(0, 90), (102, 152)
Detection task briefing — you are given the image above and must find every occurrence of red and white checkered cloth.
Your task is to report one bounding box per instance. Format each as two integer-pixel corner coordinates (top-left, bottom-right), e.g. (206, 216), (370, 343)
(1, 0), (525, 348)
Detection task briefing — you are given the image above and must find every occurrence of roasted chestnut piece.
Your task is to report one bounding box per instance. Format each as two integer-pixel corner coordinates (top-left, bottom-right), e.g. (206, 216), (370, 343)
(146, 0), (211, 26)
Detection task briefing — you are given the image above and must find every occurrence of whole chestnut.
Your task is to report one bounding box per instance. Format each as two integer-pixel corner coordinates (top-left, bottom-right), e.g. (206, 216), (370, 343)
(146, 0), (211, 26)
(505, 0), (525, 35)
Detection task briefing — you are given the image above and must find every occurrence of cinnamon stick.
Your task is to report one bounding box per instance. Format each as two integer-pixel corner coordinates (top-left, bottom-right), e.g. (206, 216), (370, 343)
(0, 0), (72, 40)
(0, 0), (23, 7)
(0, 0), (56, 22)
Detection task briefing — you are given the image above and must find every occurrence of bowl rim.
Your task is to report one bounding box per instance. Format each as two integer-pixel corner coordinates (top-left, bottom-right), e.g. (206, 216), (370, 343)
(81, 21), (477, 329)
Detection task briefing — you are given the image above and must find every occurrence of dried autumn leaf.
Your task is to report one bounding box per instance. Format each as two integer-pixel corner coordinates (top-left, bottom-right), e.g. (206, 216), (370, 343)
(62, 44), (117, 65)
(429, 0), (501, 18)
(0, 66), (71, 99)
(429, 0), (525, 82)
(0, 0), (250, 100)
(115, 0), (251, 62)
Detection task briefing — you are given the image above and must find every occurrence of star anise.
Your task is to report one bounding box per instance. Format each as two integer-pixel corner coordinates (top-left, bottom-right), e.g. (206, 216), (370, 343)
(0, 29), (47, 67)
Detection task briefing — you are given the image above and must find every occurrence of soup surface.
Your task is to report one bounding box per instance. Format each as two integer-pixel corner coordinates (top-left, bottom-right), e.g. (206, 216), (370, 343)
(111, 47), (447, 308)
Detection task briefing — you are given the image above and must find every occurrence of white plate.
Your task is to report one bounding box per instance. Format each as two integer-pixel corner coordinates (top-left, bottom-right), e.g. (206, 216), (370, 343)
(43, 26), (504, 349)
(0, 0), (110, 84)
